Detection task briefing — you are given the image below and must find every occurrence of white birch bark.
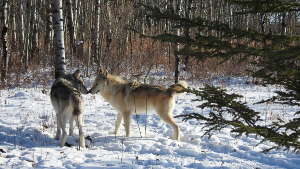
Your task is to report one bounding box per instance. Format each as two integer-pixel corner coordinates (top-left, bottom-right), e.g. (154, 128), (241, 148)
(52, 0), (66, 78)
(91, 0), (101, 65)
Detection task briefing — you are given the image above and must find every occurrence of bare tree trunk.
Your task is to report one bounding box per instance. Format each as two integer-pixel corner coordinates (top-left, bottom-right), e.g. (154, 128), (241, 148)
(105, 1), (112, 64)
(52, 0), (66, 78)
(1, 0), (8, 82)
(45, 0), (52, 60)
(18, 0), (25, 69)
(183, 0), (191, 71)
(23, 0), (32, 71)
(31, 0), (38, 61)
(73, 0), (78, 29)
(77, 0), (85, 61)
(173, 0), (182, 83)
(66, 0), (76, 65)
(281, 13), (287, 35)
(259, 14), (266, 34)
(11, 0), (17, 48)
(91, 0), (101, 65)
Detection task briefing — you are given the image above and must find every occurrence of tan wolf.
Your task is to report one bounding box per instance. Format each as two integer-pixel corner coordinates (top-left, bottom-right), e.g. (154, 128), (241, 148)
(50, 70), (88, 148)
(89, 68), (188, 140)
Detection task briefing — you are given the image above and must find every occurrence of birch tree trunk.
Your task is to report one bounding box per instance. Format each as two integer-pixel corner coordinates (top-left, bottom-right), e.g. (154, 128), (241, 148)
(173, 0), (182, 83)
(91, 0), (101, 65)
(18, 0), (25, 65)
(281, 13), (287, 35)
(1, 0), (8, 82)
(52, 0), (66, 79)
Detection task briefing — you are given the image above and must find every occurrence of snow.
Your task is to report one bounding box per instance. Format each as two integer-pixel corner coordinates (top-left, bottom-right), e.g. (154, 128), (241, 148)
(1, 79), (300, 169)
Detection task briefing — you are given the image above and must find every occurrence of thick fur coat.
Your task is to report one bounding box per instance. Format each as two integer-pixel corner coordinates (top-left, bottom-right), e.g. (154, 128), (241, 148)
(50, 70), (88, 148)
(89, 69), (188, 140)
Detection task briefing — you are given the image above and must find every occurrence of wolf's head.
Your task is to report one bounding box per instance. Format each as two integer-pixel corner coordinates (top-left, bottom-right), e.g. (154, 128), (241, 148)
(89, 68), (108, 94)
(65, 70), (89, 94)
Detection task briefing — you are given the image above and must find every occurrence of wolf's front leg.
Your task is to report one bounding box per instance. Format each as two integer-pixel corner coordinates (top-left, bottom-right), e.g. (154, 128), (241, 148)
(69, 116), (75, 136)
(112, 112), (123, 135)
(157, 110), (181, 141)
(123, 112), (131, 137)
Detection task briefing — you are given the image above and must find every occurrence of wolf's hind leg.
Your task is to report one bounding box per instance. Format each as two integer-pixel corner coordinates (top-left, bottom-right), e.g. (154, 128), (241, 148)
(60, 115), (68, 147)
(55, 113), (62, 140)
(69, 116), (75, 136)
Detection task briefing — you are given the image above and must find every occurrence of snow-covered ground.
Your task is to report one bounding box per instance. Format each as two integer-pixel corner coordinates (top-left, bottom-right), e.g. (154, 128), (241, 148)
(1, 78), (300, 169)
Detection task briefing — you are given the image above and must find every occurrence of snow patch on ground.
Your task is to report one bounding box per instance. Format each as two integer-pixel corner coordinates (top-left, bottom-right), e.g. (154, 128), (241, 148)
(0, 81), (300, 168)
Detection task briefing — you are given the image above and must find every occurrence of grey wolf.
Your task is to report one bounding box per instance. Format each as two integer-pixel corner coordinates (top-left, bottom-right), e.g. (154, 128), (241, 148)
(89, 68), (187, 140)
(50, 70), (88, 148)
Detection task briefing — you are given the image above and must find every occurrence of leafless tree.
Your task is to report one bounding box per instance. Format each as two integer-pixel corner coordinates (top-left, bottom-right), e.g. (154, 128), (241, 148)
(52, 0), (66, 78)
(1, 0), (8, 82)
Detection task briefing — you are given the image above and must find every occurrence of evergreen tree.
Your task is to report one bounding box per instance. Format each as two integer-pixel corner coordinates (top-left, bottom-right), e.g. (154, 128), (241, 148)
(138, 0), (300, 151)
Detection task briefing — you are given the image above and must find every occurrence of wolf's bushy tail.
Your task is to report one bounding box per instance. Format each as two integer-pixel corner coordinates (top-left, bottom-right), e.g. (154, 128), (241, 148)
(167, 81), (188, 94)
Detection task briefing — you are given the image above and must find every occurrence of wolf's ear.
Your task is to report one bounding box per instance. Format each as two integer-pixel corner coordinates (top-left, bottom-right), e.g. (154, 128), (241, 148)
(73, 69), (81, 79)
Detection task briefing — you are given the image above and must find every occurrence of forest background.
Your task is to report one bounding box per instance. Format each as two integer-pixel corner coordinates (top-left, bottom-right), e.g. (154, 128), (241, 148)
(1, 0), (298, 86)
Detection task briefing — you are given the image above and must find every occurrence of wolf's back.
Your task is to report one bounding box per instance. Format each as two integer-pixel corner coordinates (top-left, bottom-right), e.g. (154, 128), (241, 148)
(50, 78), (82, 115)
